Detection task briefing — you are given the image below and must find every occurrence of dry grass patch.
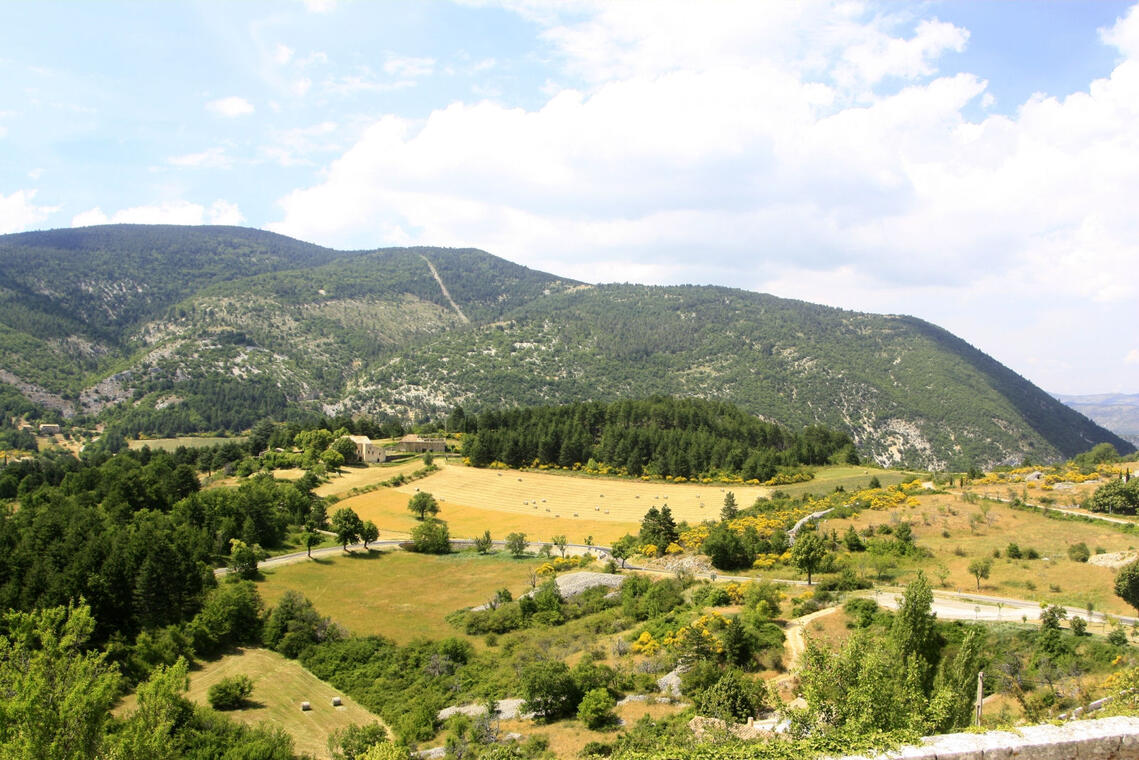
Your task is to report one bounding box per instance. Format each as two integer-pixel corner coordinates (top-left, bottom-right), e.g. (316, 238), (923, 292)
(117, 648), (381, 760)
(822, 493), (1139, 615)
(314, 459), (431, 498)
(257, 550), (546, 642)
(497, 699), (688, 759)
(128, 436), (247, 451)
(351, 462), (779, 541)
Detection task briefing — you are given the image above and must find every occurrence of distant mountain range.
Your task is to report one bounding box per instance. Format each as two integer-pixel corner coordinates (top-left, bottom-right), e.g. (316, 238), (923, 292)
(0, 224), (1130, 469)
(1056, 393), (1139, 447)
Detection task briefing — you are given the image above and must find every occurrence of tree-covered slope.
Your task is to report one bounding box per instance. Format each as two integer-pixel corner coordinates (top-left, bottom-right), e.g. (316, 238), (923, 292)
(347, 284), (1131, 469)
(0, 225), (345, 394)
(0, 225), (1128, 468)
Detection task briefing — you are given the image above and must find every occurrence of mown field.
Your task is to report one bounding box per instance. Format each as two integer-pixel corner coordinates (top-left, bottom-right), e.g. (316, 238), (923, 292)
(330, 462), (918, 545)
(128, 435), (248, 451)
(821, 491), (1139, 615)
(257, 550), (547, 642)
(116, 648), (381, 759)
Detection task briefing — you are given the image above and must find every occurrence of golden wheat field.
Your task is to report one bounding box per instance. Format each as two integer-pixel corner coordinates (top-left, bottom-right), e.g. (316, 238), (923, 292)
(338, 462), (775, 544)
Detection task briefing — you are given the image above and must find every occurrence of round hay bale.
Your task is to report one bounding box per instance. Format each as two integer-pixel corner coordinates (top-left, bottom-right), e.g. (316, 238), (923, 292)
(332, 696), (342, 707)
(300, 701), (311, 711)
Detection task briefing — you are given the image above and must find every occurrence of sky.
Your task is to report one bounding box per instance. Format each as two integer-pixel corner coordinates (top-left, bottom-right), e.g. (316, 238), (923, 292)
(2, 0), (1138, 396)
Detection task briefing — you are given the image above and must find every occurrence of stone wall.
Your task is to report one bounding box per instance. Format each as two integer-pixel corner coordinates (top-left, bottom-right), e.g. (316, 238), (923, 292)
(843, 716), (1139, 759)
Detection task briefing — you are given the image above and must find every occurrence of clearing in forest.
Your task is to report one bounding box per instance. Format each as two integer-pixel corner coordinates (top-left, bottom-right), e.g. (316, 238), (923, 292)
(257, 550), (547, 641)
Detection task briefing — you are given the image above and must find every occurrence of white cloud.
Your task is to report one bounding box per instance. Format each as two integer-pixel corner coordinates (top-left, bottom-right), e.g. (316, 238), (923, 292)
(1102, 4), (1139, 58)
(71, 199), (244, 227)
(271, 0), (1139, 392)
(300, 0), (335, 12)
(208, 200), (245, 225)
(383, 55), (435, 78)
(168, 147), (232, 169)
(206, 96), (255, 118)
(27, 168), (43, 180)
(71, 207), (109, 227)
(0, 189), (58, 233)
(274, 44), (294, 65)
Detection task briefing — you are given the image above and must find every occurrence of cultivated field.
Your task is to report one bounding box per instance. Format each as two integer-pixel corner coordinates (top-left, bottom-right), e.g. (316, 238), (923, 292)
(257, 550), (547, 642)
(337, 462), (914, 544)
(128, 435), (248, 451)
(821, 492), (1139, 615)
(117, 648), (381, 759)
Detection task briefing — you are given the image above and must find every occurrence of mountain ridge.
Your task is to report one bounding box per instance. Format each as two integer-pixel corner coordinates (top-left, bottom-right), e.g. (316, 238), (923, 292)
(0, 224), (1130, 468)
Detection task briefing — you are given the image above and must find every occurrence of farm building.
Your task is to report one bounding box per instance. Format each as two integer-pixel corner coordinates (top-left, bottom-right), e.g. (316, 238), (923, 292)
(38, 423), (61, 435)
(397, 434), (446, 453)
(348, 435), (387, 463)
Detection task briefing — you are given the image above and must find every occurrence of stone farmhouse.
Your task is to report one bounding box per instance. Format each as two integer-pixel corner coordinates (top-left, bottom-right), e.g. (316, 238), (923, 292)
(397, 434), (446, 453)
(348, 435), (387, 463)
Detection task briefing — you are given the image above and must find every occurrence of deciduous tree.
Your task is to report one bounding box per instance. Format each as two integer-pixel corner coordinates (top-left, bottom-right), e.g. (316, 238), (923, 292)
(408, 491), (439, 520)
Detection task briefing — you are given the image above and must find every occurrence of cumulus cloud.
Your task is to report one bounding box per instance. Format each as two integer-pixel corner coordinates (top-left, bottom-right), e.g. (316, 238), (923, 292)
(71, 199), (245, 227)
(1102, 3), (1139, 58)
(206, 96), (255, 117)
(0, 189), (58, 233)
(270, 0), (1139, 391)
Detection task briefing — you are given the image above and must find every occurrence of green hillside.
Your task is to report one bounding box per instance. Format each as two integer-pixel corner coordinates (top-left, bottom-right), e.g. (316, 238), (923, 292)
(0, 225), (1129, 468)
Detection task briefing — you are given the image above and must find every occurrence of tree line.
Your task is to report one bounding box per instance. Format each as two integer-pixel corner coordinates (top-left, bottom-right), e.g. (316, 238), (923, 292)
(458, 396), (855, 480)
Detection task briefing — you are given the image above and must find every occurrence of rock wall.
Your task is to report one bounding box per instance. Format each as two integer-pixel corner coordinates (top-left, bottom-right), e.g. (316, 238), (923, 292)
(843, 716), (1139, 759)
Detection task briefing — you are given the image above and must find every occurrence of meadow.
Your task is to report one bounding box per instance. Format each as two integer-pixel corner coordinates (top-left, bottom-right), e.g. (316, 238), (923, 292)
(128, 435), (248, 451)
(337, 462), (886, 544)
(256, 550), (547, 642)
(116, 648), (380, 759)
(820, 491), (1139, 615)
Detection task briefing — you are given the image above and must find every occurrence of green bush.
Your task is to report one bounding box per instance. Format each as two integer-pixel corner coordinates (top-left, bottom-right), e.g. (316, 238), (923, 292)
(578, 688), (617, 730)
(410, 518), (451, 554)
(1067, 542), (1090, 563)
(207, 674), (254, 710)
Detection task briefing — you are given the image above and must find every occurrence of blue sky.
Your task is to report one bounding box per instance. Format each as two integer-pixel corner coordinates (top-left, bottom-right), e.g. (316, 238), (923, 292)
(2, 0), (1138, 395)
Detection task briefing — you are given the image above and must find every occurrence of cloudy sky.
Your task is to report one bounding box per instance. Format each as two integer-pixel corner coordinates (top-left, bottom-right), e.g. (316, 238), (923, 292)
(2, 1), (1138, 396)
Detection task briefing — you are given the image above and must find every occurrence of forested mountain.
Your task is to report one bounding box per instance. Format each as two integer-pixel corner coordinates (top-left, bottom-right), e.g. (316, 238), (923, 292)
(0, 225), (1129, 469)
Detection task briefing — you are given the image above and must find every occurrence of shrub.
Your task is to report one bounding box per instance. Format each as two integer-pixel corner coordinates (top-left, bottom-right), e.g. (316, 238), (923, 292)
(207, 675), (254, 710)
(410, 519), (450, 554)
(1025, 547), (1040, 560)
(1068, 543), (1091, 563)
(1006, 543), (1022, 559)
(578, 688), (617, 730)
(1109, 628), (1130, 647)
(1071, 617), (1088, 636)
(843, 598), (879, 628)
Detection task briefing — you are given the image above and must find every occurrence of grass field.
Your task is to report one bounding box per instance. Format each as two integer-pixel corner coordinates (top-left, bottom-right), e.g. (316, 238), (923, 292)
(313, 459), (431, 498)
(116, 648), (381, 759)
(334, 462), (917, 545)
(821, 492), (1139, 615)
(257, 550), (546, 641)
(128, 436), (248, 451)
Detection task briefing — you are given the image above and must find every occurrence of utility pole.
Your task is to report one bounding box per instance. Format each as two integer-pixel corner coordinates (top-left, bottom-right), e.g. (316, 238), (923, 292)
(975, 670), (985, 726)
